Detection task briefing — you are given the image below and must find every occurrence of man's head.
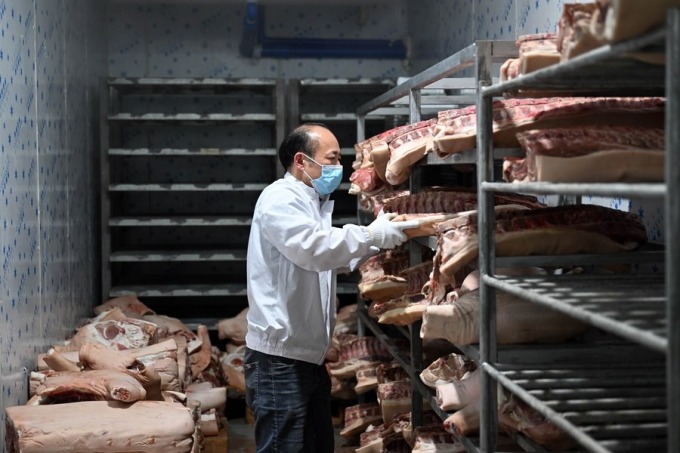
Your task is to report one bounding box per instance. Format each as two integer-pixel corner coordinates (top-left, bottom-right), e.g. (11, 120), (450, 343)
(279, 123), (341, 188)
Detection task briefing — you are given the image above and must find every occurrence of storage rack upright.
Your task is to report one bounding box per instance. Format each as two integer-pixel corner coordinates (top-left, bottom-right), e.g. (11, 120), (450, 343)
(99, 77), (287, 328)
(475, 13), (677, 453)
(354, 40), (519, 450)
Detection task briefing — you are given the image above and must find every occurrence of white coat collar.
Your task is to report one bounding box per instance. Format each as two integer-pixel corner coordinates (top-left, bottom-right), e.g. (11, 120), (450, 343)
(284, 172), (329, 205)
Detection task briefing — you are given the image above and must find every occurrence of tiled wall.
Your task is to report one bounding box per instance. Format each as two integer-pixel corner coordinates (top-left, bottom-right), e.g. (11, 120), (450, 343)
(0, 0), (107, 431)
(407, 0), (585, 72)
(108, 1), (408, 79)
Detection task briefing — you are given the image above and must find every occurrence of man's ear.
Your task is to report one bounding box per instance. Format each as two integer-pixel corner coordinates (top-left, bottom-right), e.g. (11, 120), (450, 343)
(294, 152), (305, 170)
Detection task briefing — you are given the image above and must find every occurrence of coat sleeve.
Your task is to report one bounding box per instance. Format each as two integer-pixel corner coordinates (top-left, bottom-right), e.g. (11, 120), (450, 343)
(259, 189), (373, 272)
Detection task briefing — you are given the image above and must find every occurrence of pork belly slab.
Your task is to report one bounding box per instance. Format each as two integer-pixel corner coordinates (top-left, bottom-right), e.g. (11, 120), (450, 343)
(505, 126), (665, 183)
(421, 288), (589, 345)
(432, 204), (647, 284)
(5, 401), (197, 453)
(432, 97), (664, 157)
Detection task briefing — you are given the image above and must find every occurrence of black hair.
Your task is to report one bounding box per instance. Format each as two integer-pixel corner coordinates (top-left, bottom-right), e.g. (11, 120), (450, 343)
(278, 123), (328, 170)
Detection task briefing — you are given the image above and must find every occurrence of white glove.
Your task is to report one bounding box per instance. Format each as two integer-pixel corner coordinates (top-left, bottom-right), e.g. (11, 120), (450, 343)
(367, 212), (420, 249)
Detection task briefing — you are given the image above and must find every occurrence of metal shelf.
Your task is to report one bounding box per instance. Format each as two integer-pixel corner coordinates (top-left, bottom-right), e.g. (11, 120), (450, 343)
(484, 274), (667, 354)
(101, 76), (286, 323)
(423, 148), (523, 165)
(110, 282), (357, 298)
(109, 147), (277, 156)
(108, 77), (278, 87)
(110, 182), (349, 192)
(481, 28), (666, 98)
(109, 283), (248, 297)
(475, 12), (679, 452)
(357, 40), (516, 116)
(109, 113), (276, 122)
(109, 183), (269, 192)
(351, 40), (520, 444)
(299, 77), (395, 89)
(110, 249), (247, 262)
(301, 113), (386, 122)
(109, 216), (252, 227)
(484, 360), (666, 453)
(357, 308), (481, 452)
(482, 181), (666, 199)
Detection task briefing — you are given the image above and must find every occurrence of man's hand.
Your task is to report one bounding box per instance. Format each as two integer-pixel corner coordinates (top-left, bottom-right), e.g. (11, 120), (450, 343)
(367, 212), (420, 249)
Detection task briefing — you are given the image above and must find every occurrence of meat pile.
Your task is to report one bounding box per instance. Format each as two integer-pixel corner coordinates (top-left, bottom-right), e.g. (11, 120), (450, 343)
(500, 33), (561, 82)
(504, 125), (665, 184)
(6, 295), (229, 452)
(348, 96), (664, 206)
(499, 1), (674, 85)
(349, 201), (649, 448)
(418, 352), (575, 451)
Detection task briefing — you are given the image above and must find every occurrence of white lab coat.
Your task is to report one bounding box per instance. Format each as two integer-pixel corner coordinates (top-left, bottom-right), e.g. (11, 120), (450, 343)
(246, 173), (374, 365)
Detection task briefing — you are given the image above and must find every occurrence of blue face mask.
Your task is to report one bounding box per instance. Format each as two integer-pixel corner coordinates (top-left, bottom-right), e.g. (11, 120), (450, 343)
(303, 155), (343, 196)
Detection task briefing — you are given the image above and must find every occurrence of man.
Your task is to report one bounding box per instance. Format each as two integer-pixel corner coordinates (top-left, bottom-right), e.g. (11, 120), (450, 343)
(245, 123), (417, 452)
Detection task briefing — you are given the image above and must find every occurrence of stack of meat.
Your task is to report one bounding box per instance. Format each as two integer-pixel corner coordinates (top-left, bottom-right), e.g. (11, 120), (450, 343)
(357, 189), (545, 326)
(217, 302), (365, 402)
(420, 353), (575, 450)
(500, 33), (561, 82)
(349, 96), (664, 205)
(352, 200), (650, 450)
(217, 307), (249, 394)
(503, 125), (665, 184)
(342, 363), (465, 452)
(556, 1), (678, 62)
(5, 295), (230, 452)
(351, 120), (437, 196)
(500, 1), (676, 85)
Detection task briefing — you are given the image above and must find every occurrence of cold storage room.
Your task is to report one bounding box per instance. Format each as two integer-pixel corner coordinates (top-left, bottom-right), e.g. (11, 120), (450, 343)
(1, 0), (678, 452)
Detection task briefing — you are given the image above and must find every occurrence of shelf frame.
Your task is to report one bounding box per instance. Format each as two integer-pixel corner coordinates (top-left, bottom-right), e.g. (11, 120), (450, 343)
(353, 39), (518, 441)
(477, 15), (676, 453)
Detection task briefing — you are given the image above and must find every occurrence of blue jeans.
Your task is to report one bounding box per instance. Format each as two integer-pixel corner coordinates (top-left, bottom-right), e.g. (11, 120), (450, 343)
(244, 348), (335, 453)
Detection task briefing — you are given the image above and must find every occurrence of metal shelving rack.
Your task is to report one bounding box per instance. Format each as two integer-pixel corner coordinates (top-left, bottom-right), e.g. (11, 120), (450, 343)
(354, 40), (518, 450)
(476, 13), (677, 453)
(100, 77), (285, 326)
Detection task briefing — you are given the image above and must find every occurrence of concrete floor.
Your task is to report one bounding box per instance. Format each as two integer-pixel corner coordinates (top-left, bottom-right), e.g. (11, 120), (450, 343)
(227, 417), (358, 452)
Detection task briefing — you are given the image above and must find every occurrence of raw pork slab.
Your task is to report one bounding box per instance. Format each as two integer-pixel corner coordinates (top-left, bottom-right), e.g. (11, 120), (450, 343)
(432, 97), (664, 157)
(421, 289), (589, 345)
(5, 401), (196, 453)
(434, 204), (647, 282)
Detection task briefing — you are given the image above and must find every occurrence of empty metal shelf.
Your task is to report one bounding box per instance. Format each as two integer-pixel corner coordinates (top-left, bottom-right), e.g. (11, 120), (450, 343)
(109, 216), (252, 227)
(109, 113), (277, 122)
(110, 282), (358, 297)
(109, 147), (277, 156)
(484, 274), (667, 353)
(109, 183), (269, 192)
(110, 249), (247, 262)
(109, 283), (248, 297)
(108, 77), (278, 87)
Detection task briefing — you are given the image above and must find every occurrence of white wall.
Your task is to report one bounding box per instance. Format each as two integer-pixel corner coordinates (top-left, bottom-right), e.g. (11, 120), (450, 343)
(0, 0), (107, 434)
